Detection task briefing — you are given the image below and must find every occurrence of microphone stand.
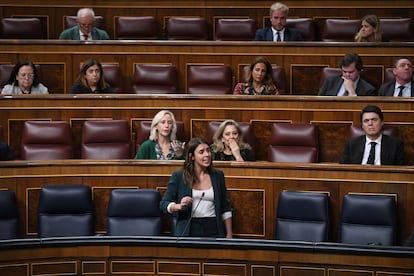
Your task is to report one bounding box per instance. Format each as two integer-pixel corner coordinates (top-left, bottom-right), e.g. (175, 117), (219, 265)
(177, 192), (205, 239)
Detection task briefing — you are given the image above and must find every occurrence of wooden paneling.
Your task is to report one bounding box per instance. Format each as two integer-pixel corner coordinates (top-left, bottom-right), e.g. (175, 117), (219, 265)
(1, 95), (414, 164)
(0, 160), (413, 244)
(0, 1), (413, 39)
(0, 41), (413, 95)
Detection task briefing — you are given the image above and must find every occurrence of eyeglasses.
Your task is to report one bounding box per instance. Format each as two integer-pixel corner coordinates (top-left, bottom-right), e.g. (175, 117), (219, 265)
(79, 23), (93, 28)
(19, 73), (35, 79)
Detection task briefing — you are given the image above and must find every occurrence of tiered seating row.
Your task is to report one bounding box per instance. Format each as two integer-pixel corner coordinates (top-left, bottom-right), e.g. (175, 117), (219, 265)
(1, 0), (414, 40)
(0, 40), (413, 95)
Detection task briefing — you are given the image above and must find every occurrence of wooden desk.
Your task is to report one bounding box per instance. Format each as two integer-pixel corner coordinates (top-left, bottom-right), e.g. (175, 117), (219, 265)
(0, 40), (413, 95)
(1, 95), (414, 164)
(1, 160), (413, 243)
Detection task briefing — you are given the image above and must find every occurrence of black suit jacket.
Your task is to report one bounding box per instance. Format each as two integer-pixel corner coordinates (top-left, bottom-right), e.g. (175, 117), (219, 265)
(254, 27), (303, 41)
(378, 80), (414, 97)
(318, 75), (376, 96)
(340, 134), (404, 165)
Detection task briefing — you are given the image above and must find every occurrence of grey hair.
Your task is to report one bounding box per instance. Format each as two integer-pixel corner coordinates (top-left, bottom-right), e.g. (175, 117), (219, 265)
(77, 8), (95, 18)
(269, 2), (289, 16)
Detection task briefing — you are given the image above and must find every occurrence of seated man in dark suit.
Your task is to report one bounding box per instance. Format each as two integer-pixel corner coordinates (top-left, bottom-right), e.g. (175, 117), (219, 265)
(0, 141), (14, 161)
(255, 2), (303, 42)
(318, 52), (376, 96)
(340, 105), (404, 165)
(59, 8), (109, 40)
(378, 57), (414, 97)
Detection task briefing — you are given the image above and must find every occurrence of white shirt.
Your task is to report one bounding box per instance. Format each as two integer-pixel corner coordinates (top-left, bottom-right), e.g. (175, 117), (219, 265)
(272, 27), (284, 42)
(79, 30), (92, 40)
(393, 82), (412, 97)
(362, 134), (382, 165)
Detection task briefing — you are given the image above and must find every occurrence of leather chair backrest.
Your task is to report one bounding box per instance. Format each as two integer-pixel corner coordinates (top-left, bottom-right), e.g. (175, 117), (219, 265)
(319, 67), (342, 88)
(380, 18), (414, 42)
(63, 15), (104, 30)
(242, 65), (286, 94)
(322, 19), (360, 42)
(166, 17), (208, 40)
(107, 189), (162, 236)
(0, 18), (45, 39)
(384, 67), (394, 83)
(268, 123), (319, 163)
(81, 120), (132, 159)
(286, 18), (316, 41)
(349, 125), (399, 139)
(339, 193), (397, 245)
(187, 65), (233, 94)
(21, 120), (73, 160)
(215, 18), (256, 41)
(135, 120), (184, 153)
(115, 16), (158, 39)
(276, 190), (330, 242)
(38, 185), (93, 238)
(0, 190), (20, 239)
(131, 64), (178, 94)
(205, 121), (255, 159)
(102, 64), (123, 93)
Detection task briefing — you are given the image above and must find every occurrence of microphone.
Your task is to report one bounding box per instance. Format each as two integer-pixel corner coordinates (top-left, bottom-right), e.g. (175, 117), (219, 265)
(178, 192), (205, 239)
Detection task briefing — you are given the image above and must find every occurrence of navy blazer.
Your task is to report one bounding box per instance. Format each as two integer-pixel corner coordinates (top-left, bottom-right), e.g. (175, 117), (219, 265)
(318, 75), (376, 96)
(378, 80), (414, 97)
(254, 27), (303, 41)
(160, 169), (232, 237)
(340, 134), (404, 165)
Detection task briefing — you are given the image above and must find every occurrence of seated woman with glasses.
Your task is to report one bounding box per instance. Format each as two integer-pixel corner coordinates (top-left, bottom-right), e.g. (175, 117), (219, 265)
(70, 58), (113, 94)
(1, 60), (48, 95)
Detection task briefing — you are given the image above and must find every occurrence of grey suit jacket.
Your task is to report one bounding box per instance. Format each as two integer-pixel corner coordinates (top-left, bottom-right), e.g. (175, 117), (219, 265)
(340, 134), (404, 165)
(59, 25), (110, 40)
(318, 75), (376, 96)
(160, 169), (232, 237)
(254, 27), (303, 41)
(378, 80), (414, 97)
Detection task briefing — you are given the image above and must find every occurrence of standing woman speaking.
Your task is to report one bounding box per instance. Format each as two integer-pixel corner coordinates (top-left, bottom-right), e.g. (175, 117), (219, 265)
(160, 138), (233, 238)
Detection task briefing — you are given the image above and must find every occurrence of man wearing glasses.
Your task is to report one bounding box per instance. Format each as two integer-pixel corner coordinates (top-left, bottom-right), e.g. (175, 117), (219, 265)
(59, 8), (109, 40)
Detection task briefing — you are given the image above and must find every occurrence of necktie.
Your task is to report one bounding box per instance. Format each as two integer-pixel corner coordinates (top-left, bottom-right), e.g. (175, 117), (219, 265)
(343, 90), (349, 96)
(398, 85), (405, 97)
(276, 32), (281, 42)
(367, 141), (377, 165)
(83, 34), (89, 40)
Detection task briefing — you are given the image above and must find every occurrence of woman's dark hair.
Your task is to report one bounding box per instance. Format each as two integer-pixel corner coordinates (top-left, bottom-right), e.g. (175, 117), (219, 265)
(77, 58), (110, 90)
(183, 137), (212, 186)
(8, 60), (40, 87)
(245, 56), (274, 86)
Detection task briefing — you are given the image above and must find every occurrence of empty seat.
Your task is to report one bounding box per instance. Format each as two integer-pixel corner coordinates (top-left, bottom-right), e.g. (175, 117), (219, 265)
(115, 16), (158, 40)
(349, 124), (399, 139)
(187, 65), (233, 94)
(322, 19), (360, 42)
(166, 17), (208, 40)
(339, 193), (397, 246)
(107, 189), (162, 236)
(286, 18), (316, 41)
(135, 120), (184, 153)
(0, 18), (46, 39)
(204, 121), (255, 159)
(215, 18), (256, 41)
(0, 190), (20, 239)
(38, 185), (94, 238)
(268, 123), (319, 163)
(380, 18), (414, 42)
(21, 121), (73, 160)
(81, 120), (132, 159)
(0, 64), (14, 90)
(275, 190), (330, 242)
(131, 64), (178, 94)
(63, 15), (104, 30)
(102, 64), (123, 93)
